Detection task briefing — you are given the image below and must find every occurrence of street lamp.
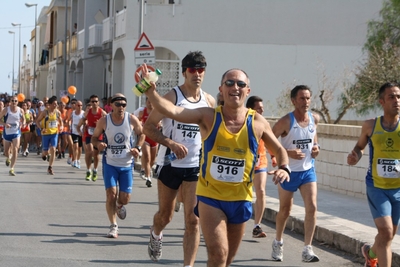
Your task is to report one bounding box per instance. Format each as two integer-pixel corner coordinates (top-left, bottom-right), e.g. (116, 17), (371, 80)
(8, 31), (15, 94)
(11, 22), (21, 94)
(25, 3), (38, 95)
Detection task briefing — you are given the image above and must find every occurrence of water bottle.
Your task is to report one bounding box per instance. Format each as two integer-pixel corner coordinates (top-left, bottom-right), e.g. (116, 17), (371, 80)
(133, 69), (162, 96)
(163, 152), (177, 166)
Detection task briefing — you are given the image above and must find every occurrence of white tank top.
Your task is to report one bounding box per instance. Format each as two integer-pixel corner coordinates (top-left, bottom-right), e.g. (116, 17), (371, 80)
(71, 110), (84, 135)
(156, 86), (210, 167)
(280, 112), (316, 171)
(4, 106), (22, 135)
(104, 112), (134, 167)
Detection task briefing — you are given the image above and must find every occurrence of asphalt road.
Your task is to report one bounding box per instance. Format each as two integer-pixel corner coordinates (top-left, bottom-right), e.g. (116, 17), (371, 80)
(0, 154), (364, 266)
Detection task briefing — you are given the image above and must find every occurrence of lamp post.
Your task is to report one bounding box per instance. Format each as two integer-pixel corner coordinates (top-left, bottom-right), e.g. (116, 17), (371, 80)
(11, 22), (21, 94)
(25, 3), (38, 95)
(8, 31), (16, 94)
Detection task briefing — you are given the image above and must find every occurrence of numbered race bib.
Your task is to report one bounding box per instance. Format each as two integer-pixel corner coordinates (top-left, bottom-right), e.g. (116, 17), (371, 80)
(294, 138), (312, 152)
(108, 145), (128, 158)
(88, 126), (95, 135)
(376, 158), (400, 178)
(6, 122), (19, 135)
(175, 123), (199, 144)
(49, 121), (57, 129)
(210, 155), (245, 183)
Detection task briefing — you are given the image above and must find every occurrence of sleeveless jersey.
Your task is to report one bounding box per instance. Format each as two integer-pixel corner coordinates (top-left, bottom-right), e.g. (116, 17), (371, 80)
(141, 107), (150, 124)
(366, 116), (400, 189)
(4, 106), (22, 135)
(280, 112), (316, 171)
(197, 107), (258, 201)
(21, 111), (31, 133)
(60, 109), (69, 132)
(86, 108), (104, 136)
(156, 86), (209, 167)
(71, 110), (84, 135)
(104, 112), (134, 167)
(255, 139), (267, 171)
(41, 109), (59, 135)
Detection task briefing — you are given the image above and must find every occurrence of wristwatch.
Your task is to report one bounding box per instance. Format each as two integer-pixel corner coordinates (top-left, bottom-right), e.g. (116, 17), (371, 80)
(135, 145), (141, 152)
(279, 164), (291, 175)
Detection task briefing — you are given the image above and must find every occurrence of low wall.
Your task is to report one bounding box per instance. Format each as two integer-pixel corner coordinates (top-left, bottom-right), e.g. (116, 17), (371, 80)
(268, 120), (367, 199)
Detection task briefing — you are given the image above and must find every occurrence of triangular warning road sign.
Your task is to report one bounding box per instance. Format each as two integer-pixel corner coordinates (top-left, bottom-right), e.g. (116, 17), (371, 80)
(134, 32), (155, 51)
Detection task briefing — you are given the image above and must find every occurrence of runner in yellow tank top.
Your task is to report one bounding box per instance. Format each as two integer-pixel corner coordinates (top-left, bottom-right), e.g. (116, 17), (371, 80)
(36, 96), (63, 175)
(348, 82), (400, 267)
(143, 65), (290, 266)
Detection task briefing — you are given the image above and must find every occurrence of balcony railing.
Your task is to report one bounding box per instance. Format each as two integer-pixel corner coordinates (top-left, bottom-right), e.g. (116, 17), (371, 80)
(89, 24), (103, 47)
(70, 35), (77, 53)
(102, 17), (113, 43)
(77, 29), (85, 51)
(115, 9), (126, 38)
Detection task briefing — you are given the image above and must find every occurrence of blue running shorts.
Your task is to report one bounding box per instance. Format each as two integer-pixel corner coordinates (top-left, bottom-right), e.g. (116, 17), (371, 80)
(280, 167), (317, 192)
(42, 134), (58, 151)
(194, 196), (252, 224)
(102, 162), (133, 193)
(366, 185), (400, 226)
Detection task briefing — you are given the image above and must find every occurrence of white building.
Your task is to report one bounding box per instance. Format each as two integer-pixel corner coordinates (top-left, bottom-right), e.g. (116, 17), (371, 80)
(30, 0), (382, 119)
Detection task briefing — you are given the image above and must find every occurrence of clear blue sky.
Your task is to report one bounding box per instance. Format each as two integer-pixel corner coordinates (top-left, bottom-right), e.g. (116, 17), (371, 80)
(0, 0), (50, 96)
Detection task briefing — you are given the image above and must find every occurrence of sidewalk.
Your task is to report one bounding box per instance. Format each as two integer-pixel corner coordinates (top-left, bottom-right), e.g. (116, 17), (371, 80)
(136, 162), (400, 265)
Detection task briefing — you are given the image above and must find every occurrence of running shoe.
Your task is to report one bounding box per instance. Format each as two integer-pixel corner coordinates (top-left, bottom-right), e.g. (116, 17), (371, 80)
(361, 243), (378, 267)
(302, 245), (319, 262)
(47, 166), (54, 175)
(62, 152), (65, 158)
(5, 158), (10, 166)
(42, 155), (47, 161)
(9, 169), (15, 176)
(146, 178), (152, 187)
(92, 170), (98, 181)
(117, 205), (127, 220)
(252, 225), (267, 238)
(174, 202), (182, 212)
(148, 227), (162, 262)
(271, 239), (283, 261)
(57, 153), (62, 159)
(107, 224), (118, 238)
(67, 157), (72, 165)
(71, 161), (76, 168)
(140, 169), (146, 180)
(25, 151), (29, 157)
(86, 170), (92, 181)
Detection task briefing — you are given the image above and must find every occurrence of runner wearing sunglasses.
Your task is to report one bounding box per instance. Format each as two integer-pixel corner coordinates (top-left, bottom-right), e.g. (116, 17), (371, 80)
(77, 95), (107, 181)
(0, 96), (26, 176)
(91, 93), (145, 238)
(143, 51), (215, 266)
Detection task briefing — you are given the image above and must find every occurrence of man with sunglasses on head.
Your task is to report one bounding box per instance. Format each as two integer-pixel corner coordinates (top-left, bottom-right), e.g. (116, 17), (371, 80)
(143, 66), (289, 266)
(92, 93), (145, 238)
(270, 85), (321, 263)
(0, 95), (26, 176)
(36, 96), (63, 175)
(143, 51), (215, 266)
(77, 95), (107, 181)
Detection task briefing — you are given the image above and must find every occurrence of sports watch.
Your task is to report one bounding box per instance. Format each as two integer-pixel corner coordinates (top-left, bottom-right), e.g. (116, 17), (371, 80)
(279, 164), (291, 175)
(135, 145), (141, 152)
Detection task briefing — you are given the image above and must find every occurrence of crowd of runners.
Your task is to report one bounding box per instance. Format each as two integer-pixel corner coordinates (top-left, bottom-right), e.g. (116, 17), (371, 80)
(1, 50), (399, 267)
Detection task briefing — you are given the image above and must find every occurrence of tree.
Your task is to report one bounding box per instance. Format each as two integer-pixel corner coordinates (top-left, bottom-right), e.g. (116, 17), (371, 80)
(350, 0), (400, 116)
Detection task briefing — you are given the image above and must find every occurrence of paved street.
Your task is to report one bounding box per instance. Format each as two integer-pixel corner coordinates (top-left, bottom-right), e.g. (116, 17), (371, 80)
(0, 154), (364, 266)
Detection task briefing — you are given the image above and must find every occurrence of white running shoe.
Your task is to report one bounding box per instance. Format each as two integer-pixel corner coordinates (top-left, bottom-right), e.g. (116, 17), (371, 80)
(116, 205), (126, 220)
(107, 224), (118, 238)
(302, 245), (319, 262)
(271, 239), (283, 261)
(148, 228), (162, 262)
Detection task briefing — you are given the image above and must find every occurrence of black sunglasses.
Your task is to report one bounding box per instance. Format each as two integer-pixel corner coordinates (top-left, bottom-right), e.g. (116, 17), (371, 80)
(91, 100), (99, 103)
(114, 102), (127, 108)
(223, 80), (247, 88)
